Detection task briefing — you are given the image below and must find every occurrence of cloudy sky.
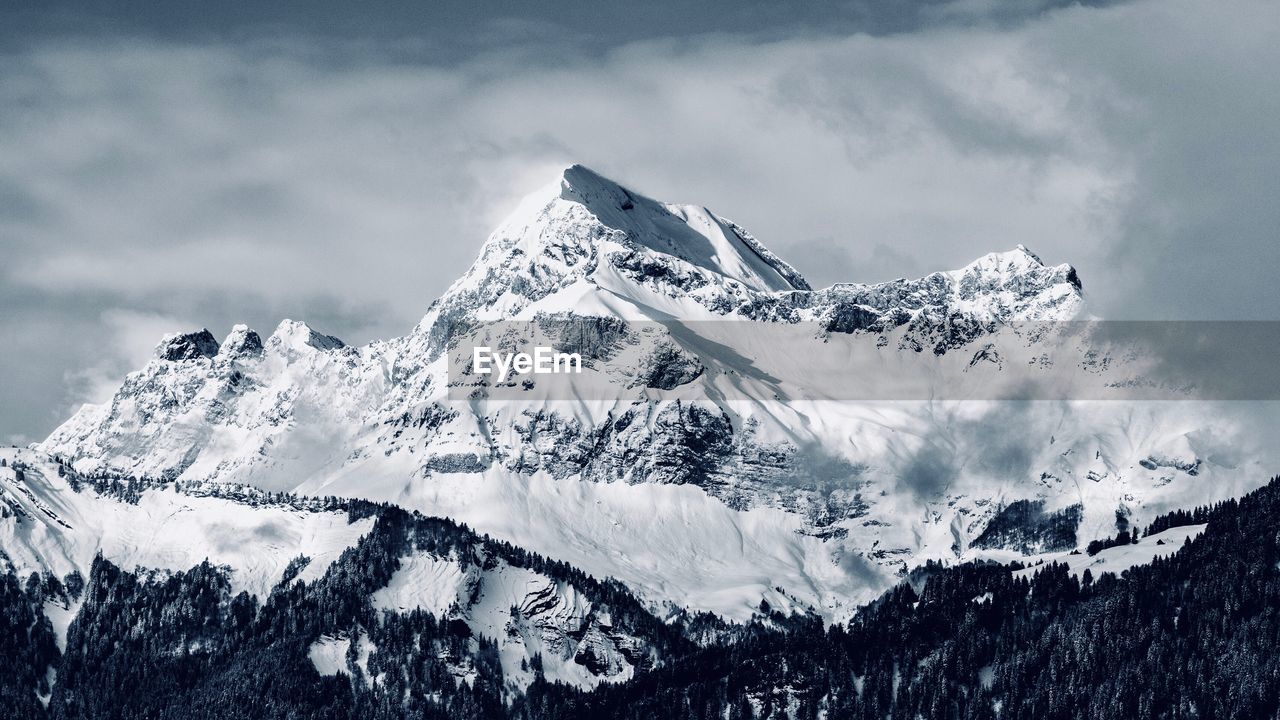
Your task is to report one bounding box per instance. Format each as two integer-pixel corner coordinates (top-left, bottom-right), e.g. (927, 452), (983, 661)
(2, 0), (1278, 443)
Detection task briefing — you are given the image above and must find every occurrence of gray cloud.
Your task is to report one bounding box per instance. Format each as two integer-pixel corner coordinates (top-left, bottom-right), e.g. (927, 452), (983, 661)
(1037, 2), (1280, 320)
(2, 0), (1278, 442)
(895, 402), (1055, 499)
(3, 0), (1125, 55)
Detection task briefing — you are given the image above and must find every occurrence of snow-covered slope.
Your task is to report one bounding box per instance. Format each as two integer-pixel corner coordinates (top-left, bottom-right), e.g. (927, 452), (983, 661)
(0, 447), (373, 602)
(372, 551), (650, 689)
(0, 447), (661, 690)
(37, 164), (1280, 621)
(1007, 524), (1207, 581)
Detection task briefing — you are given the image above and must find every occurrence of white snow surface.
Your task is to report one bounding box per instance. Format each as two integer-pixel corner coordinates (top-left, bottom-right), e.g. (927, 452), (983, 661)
(372, 553), (466, 616)
(386, 470), (864, 620)
(1008, 524), (1207, 581)
(42, 597), (83, 652)
(0, 448), (373, 601)
(308, 635), (353, 678)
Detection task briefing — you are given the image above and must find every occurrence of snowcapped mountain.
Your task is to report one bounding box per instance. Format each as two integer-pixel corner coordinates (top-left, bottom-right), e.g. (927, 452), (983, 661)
(36, 165), (1280, 620)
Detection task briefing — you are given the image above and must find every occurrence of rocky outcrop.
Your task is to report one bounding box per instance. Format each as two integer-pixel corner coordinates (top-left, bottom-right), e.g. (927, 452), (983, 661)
(158, 330), (220, 361)
(219, 325), (264, 357)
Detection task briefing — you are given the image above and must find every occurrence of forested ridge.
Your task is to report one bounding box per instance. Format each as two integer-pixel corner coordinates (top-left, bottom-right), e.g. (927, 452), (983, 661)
(3, 475), (1279, 719)
(524, 477), (1280, 720)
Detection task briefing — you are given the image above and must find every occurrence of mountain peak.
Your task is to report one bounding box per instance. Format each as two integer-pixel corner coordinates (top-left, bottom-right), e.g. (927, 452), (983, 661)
(1013, 243), (1039, 261)
(156, 329), (219, 361)
(556, 163), (628, 205)
(465, 164), (809, 305)
(220, 324), (264, 357)
(561, 166), (809, 291)
(952, 244), (1082, 293)
(268, 319), (346, 353)
(423, 167), (1089, 333)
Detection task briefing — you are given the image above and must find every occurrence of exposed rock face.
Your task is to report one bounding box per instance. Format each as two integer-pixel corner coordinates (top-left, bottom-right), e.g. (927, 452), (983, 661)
(509, 403), (734, 487)
(158, 330), (220, 361)
(633, 341), (704, 390)
(219, 325), (264, 357)
(540, 314), (631, 361)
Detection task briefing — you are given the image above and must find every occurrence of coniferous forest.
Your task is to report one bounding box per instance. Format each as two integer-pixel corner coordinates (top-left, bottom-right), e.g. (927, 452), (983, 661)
(4, 477), (1280, 719)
